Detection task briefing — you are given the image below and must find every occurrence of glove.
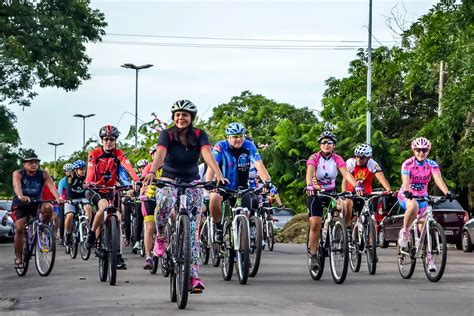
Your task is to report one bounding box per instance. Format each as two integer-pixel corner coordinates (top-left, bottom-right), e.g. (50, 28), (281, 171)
(264, 180), (272, 189)
(445, 192), (454, 202)
(404, 190), (413, 199)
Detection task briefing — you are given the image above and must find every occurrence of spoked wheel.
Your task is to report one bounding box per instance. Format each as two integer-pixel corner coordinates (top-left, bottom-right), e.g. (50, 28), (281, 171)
(397, 235), (416, 280)
(98, 231), (108, 282)
(308, 235), (326, 281)
(200, 220), (210, 265)
(249, 216), (262, 277)
(161, 256), (170, 277)
(170, 272), (177, 302)
(349, 225), (361, 273)
(266, 221), (275, 251)
(221, 218), (234, 281)
(150, 255), (159, 274)
(35, 224), (56, 277)
(235, 217), (250, 285)
(139, 232), (145, 257)
(211, 242), (221, 267)
(366, 220), (377, 275)
(423, 222), (447, 282)
(329, 217), (349, 284)
(70, 220), (79, 259)
(161, 222), (173, 277)
(108, 216), (119, 286)
(79, 220), (91, 261)
(15, 230), (30, 277)
(175, 215), (191, 309)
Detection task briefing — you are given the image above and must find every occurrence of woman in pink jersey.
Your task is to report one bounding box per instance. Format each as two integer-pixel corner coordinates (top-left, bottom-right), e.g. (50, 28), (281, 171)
(305, 131), (361, 271)
(398, 137), (452, 256)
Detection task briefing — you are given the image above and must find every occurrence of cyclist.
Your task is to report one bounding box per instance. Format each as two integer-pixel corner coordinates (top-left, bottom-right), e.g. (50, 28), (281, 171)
(12, 151), (61, 268)
(397, 137), (452, 271)
(84, 125), (140, 270)
(57, 163), (73, 244)
(64, 160), (92, 247)
(206, 122), (272, 243)
(143, 99), (226, 293)
(305, 131), (361, 271)
(342, 143), (392, 228)
(136, 159), (149, 178)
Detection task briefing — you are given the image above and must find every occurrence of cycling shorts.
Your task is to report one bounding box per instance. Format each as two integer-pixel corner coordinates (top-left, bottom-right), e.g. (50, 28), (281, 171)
(89, 191), (117, 208)
(306, 192), (337, 218)
(11, 202), (42, 222)
(398, 198), (428, 215)
(65, 198), (90, 215)
(142, 199), (156, 223)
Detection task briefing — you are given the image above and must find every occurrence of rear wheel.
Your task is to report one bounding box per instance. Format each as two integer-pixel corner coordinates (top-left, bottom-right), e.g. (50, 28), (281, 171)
(366, 220), (377, 275)
(329, 217), (349, 284)
(221, 218), (234, 281)
(200, 220), (210, 265)
(35, 224), (56, 277)
(150, 255), (159, 274)
(249, 216), (262, 277)
(235, 217), (250, 285)
(108, 216), (119, 286)
(70, 219), (79, 259)
(175, 215), (190, 309)
(378, 228), (389, 248)
(266, 221), (275, 251)
(397, 232), (416, 280)
(349, 225), (361, 273)
(15, 229), (30, 277)
(423, 222), (447, 282)
(462, 230), (473, 252)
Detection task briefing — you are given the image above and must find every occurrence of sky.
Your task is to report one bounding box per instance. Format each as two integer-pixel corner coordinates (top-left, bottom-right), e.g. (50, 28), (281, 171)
(10, 0), (439, 162)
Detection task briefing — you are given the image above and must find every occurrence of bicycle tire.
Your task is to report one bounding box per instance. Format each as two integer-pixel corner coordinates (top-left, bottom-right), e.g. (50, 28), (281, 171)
(200, 220), (210, 265)
(329, 217), (349, 284)
(175, 215), (190, 309)
(70, 218), (79, 259)
(99, 229), (108, 282)
(308, 227), (325, 281)
(249, 216), (263, 277)
(236, 216), (250, 285)
(221, 218), (234, 281)
(150, 255), (159, 274)
(423, 222), (447, 282)
(170, 272), (177, 302)
(108, 216), (119, 286)
(267, 222), (275, 251)
(35, 224), (56, 277)
(15, 229), (30, 277)
(79, 219), (91, 261)
(349, 225), (362, 273)
(366, 219), (377, 275)
(397, 234), (416, 280)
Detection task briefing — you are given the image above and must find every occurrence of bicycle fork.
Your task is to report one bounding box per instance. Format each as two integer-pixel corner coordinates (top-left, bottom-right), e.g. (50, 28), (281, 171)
(232, 209), (250, 251)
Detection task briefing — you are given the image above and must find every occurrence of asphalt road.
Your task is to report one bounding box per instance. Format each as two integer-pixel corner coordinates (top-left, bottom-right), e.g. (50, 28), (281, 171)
(0, 239), (473, 315)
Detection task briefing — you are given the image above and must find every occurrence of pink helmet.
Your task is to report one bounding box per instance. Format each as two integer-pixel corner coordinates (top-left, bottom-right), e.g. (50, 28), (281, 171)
(411, 137), (431, 150)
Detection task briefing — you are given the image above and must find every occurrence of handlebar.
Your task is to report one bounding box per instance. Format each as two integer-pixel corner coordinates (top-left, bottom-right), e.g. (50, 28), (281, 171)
(86, 184), (133, 191)
(152, 179), (217, 191)
(315, 190), (353, 199)
(411, 195), (449, 205)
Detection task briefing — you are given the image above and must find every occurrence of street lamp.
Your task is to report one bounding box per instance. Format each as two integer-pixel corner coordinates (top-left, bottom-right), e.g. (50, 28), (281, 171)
(121, 63), (154, 148)
(73, 113), (95, 151)
(47, 142), (64, 178)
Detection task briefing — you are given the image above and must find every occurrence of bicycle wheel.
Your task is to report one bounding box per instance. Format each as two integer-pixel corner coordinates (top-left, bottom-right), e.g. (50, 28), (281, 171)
(349, 225), (361, 273)
(235, 216), (250, 285)
(366, 219), (377, 275)
(98, 230), (108, 282)
(150, 255), (159, 274)
(35, 224), (56, 277)
(308, 227), (325, 281)
(397, 233), (416, 279)
(249, 216), (263, 277)
(211, 242), (221, 267)
(221, 218), (234, 281)
(329, 217), (349, 284)
(79, 219), (91, 260)
(70, 219), (79, 259)
(170, 272), (177, 302)
(108, 216), (119, 286)
(175, 215), (191, 309)
(266, 221), (275, 251)
(15, 229), (30, 277)
(423, 222), (447, 282)
(200, 220), (210, 265)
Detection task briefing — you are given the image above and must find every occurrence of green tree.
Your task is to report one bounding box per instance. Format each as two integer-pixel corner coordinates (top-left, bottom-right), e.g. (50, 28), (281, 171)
(0, 106), (20, 196)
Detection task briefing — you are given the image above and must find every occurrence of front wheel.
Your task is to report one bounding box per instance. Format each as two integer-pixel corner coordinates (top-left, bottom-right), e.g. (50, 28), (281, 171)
(79, 220), (91, 261)
(366, 220), (377, 275)
(249, 216), (262, 277)
(397, 232), (416, 280)
(98, 230), (108, 282)
(329, 217), (349, 284)
(423, 222), (447, 282)
(221, 218), (234, 281)
(266, 221), (275, 251)
(108, 216), (119, 286)
(378, 228), (389, 248)
(235, 217), (250, 285)
(15, 230), (30, 277)
(35, 224), (56, 277)
(70, 219), (79, 259)
(175, 215), (191, 309)
(349, 225), (361, 273)
(200, 220), (210, 265)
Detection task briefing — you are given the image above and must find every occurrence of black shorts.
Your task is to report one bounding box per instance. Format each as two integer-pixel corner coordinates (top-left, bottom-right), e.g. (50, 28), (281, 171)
(143, 200), (156, 222)
(11, 202), (42, 222)
(306, 193), (335, 218)
(88, 190), (117, 208)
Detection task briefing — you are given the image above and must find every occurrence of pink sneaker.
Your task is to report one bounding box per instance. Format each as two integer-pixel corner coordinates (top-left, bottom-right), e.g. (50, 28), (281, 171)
(398, 228), (410, 248)
(189, 277), (205, 294)
(153, 237), (166, 257)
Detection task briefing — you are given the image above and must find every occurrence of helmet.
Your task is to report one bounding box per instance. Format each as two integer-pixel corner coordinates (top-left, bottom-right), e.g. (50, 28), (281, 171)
(99, 125), (120, 139)
(63, 163), (74, 172)
(149, 144), (158, 156)
(171, 99), (198, 119)
(317, 131), (337, 144)
(136, 159), (149, 168)
(72, 160), (86, 169)
(354, 144), (372, 157)
(411, 137), (431, 150)
(225, 122), (247, 135)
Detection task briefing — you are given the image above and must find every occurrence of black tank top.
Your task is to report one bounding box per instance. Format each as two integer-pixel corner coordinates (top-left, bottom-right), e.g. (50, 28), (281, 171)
(12, 169), (45, 206)
(67, 175), (86, 199)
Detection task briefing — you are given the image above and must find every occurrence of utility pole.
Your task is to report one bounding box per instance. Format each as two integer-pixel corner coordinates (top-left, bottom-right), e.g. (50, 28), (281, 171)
(73, 113), (95, 151)
(366, 0), (373, 145)
(47, 142), (64, 179)
(438, 61), (445, 117)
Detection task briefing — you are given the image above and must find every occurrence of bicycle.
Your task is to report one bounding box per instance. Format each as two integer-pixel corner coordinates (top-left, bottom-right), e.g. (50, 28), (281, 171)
(397, 195), (448, 282)
(14, 199), (57, 277)
(199, 198), (220, 266)
(155, 179), (215, 309)
(349, 193), (386, 275)
(256, 190), (275, 252)
(306, 191), (352, 284)
(88, 184), (131, 286)
(65, 200), (92, 260)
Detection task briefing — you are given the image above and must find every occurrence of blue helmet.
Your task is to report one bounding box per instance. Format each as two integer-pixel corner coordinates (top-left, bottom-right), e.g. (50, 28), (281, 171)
(225, 122), (247, 135)
(72, 160), (86, 169)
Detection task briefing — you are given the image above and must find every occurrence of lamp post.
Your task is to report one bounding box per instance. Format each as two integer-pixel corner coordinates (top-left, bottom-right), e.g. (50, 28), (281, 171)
(121, 63), (154, 148)
(366, 0), (373, 145)
(47, 142), (64, 178)
(73, 113), (95, 151)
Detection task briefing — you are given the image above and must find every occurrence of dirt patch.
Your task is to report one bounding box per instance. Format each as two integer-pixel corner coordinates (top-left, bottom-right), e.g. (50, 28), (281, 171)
(276, 213), (308, 244)
(0, 297), (18, 311)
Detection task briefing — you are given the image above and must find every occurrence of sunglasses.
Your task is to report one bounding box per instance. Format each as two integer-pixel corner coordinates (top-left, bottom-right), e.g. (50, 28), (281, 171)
(356, 156), (368, 159)
(320, 141), (334, 145)
(76, 168), (86, 171)
(102, 137), (116, 142)
(229, 135), (245, 139)
(415, 148), (429, 153)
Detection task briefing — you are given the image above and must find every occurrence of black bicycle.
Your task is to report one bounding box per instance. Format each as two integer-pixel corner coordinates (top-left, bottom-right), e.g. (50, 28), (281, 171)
(65, 200), (92, 260)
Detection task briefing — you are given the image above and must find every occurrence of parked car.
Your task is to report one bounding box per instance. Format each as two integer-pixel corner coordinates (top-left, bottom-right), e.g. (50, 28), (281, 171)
(378, 197), (469, 249)
(461, 218), (474, 252)
(273, 208), (295, 230)
(0, 200), (14, 239)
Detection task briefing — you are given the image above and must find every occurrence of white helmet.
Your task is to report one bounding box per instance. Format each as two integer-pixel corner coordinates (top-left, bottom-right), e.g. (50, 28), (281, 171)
(149, 144), (158, 156)
(411, 137), (431, 150)
(136, 159), (149, 168)
(63, 163), (74, 172)
(171, 99), (197, 119)
(354, 144), (372, 157)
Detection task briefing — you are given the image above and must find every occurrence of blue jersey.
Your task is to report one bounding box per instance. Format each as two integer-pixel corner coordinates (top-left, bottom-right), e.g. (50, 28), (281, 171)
(118, 165), (132, 185)
(58, 176), (68, 199)
(212, 139), (262, 190)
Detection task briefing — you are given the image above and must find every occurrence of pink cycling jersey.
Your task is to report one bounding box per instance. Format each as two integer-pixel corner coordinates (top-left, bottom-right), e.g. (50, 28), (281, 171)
(399, 156), (440, 197)
(306, 152), (346, 191)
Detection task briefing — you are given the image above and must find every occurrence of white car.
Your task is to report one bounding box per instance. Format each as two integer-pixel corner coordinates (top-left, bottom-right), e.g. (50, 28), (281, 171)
(273, 208), (295, 230)
(0, 200), (14, 239)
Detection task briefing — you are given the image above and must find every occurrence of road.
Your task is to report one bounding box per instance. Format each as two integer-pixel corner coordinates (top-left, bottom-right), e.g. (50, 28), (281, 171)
(0, 240), (473, 315)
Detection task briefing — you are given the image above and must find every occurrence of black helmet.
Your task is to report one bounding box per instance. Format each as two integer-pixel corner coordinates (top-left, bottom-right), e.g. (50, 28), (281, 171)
(99, 125), (120, 139)
(317, 131), (337, 144)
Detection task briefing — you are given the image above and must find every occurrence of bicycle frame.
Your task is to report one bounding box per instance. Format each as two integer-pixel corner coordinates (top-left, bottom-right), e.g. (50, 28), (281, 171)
(402, 204), (437, 259)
